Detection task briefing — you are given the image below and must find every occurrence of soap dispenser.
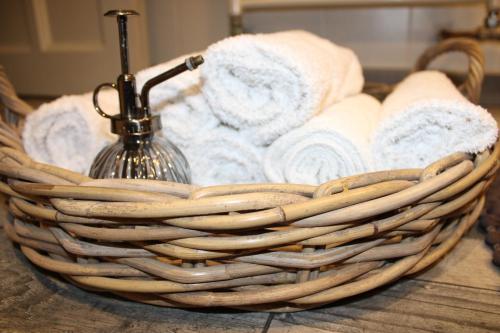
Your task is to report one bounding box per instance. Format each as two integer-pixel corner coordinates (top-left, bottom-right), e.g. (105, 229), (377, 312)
(89, 9), (203, 183)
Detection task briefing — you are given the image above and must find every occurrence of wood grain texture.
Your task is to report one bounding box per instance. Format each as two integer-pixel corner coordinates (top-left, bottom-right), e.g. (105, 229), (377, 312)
(1, 222), (498, 333)
(0, 231), (270, 333)
(268, 278), (500, 333)
(416, 225), (500, 291)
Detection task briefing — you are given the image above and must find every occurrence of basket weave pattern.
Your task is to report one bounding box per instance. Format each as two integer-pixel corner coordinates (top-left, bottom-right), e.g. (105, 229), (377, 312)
(0, 38), (497, 312)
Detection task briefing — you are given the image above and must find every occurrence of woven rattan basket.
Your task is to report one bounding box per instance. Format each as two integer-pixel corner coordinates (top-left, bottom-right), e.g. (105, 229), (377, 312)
(0, 38), (497, 312)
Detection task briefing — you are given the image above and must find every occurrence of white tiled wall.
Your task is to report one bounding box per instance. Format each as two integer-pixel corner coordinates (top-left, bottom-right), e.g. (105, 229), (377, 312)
(147, 1), (500, 74)
(244, 4), (500, 73)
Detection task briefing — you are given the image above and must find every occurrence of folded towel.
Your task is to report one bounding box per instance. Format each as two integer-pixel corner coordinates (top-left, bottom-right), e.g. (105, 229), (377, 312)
(185, 126), (265, 186)
(23, 92), (117, 174)
(372, 71), (498, 170)
(201, 30), (364, 145)
(136, 54), (219, 148)
(264, 94), (381, 185)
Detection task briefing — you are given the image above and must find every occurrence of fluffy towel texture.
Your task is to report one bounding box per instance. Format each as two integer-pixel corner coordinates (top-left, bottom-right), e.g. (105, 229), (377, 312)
(136, 55), (219, 147)
(23, 92), (117, 174)
(201, 30), (364, 145)
(264, 94), (381, 185)
(186, 126), (265, 186)
(372, 70), (498, 170)
(154, 85), (219, 149)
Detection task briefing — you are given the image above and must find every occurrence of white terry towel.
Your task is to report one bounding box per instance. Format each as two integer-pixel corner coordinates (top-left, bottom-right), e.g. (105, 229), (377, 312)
(157, 86), (219, 149)
(23, 92), (118, 174)
(185, 126), (266, 186)
(264, 94), (381, 185)
(136, 54), (219, 147)
(372, 70), (498, 170)
(201, 30), (364, 145)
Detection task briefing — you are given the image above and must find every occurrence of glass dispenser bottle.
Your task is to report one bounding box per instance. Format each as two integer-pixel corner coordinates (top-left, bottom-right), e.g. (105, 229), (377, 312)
(89, 9), (203, 183)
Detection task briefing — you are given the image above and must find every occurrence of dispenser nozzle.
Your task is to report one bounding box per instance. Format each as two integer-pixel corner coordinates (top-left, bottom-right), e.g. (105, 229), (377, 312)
(186, 55), (204, 70)
(140, 55), (204, 110)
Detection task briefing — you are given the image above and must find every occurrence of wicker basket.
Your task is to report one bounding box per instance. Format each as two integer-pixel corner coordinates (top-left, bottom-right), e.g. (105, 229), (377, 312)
(0, 38), (497, 312)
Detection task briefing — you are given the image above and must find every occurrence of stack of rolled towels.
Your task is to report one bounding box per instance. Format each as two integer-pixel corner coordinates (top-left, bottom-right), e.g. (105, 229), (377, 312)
(22, 30), (498, 185)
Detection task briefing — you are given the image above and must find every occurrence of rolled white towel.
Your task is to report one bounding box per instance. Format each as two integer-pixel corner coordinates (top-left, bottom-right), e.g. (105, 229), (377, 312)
(23, 92), (118, 174)
(201, 30), (364, 145)
(157, 86), (219, 149)
(372, 71), (498, 170)
(264, 94), (381, 185)
(136, 54), (219, 147)
(186, 126), (265, 186)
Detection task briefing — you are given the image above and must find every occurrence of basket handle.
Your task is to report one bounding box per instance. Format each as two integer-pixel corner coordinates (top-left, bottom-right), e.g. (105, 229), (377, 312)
(0, 65), (33, 116)
(412, 38), (485, 104)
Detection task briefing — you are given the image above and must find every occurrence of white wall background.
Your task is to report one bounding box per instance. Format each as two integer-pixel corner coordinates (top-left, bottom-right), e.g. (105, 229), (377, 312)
(1, 0), (497, 95)
(146, 0), (229, 65)
(147, 1), (500, 75)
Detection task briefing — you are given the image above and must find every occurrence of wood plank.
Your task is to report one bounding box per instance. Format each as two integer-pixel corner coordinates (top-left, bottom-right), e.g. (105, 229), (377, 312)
(415, 224), (500, 291)
(0, 231), (270, 333)
(268, 279), (500, 333)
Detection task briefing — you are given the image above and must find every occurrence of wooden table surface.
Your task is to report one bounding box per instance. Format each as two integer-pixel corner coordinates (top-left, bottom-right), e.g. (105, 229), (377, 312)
(0, 184), (499, 333)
